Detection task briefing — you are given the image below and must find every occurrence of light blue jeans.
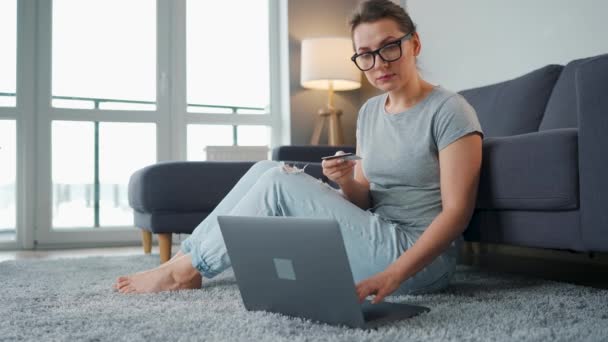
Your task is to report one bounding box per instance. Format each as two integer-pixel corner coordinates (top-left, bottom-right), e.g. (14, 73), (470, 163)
(181, 160), (459, 295)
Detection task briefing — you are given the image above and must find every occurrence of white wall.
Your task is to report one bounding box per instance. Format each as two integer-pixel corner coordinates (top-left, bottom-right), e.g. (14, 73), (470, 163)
(406, 0), (608, 91)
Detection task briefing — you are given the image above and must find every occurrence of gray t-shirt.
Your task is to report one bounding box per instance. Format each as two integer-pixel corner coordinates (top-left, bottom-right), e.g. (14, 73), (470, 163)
(356, 86), (483, 233)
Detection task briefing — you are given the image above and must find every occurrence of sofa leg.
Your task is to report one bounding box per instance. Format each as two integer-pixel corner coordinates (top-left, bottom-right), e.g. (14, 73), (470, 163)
(141, 230), (152, 255)
(158, 233), (172, 264)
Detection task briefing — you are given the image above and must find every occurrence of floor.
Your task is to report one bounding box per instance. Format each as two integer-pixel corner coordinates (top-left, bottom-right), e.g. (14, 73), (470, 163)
(1, 243), (607, 289)
(461, 243), (608, 289)
(0, 245), (181, 263)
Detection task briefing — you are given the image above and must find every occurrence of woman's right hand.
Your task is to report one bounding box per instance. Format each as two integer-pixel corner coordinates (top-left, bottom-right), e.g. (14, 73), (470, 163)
(321, 151), (357, 186)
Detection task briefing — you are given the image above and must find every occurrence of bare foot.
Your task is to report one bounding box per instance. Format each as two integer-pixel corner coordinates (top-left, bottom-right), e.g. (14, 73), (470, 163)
(113, 254), (202, 294)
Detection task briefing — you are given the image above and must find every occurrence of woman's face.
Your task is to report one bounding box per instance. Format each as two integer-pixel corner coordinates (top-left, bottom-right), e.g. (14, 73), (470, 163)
(352, 18), (420, 93)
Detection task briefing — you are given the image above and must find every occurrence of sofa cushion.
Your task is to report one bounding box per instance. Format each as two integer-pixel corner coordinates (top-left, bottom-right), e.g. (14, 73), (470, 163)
(476, 128), (579, 210)
(459, 65), (563, 137)
(539, 56), (595, 131)
(134, 210), (208, 234)
(128, 161), (255, 212)
(465, 210), (584, 251)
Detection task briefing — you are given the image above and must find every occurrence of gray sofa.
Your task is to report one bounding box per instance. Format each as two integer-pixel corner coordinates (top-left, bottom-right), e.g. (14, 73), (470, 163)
(461, 53), (608, 253)
(128, 54), (608, 262)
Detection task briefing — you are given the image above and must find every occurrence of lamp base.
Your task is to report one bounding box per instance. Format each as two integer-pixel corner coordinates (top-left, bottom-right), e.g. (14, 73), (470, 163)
(310, 107), (344, 146)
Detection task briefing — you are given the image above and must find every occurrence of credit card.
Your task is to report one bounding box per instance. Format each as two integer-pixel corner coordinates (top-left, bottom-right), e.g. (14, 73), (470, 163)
(321, 153), (362, 161)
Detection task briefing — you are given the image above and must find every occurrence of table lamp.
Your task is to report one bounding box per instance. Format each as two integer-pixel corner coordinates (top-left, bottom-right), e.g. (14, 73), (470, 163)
(300, 37), (361, 145)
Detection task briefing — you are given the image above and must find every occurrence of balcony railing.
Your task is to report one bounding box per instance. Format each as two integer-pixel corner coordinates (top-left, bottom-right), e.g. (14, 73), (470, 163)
(0, 92), (265, 113)
(0, 92), (267, 227)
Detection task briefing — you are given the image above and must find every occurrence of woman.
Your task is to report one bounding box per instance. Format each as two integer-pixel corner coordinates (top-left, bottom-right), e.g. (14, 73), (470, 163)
(113, 0), (483, 304)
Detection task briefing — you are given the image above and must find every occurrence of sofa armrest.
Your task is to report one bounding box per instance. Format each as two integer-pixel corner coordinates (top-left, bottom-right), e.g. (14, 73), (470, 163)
(128, 161), (255, 213)
(576, 54), (608, 252)
(477, 128), (579, 210)
(271, 145), (355, 162)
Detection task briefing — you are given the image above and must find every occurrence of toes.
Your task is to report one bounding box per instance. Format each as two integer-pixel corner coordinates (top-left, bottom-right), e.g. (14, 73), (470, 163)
(119, 285), (133, 294)
(117, 280), (130, 290)
(114, 277), (128, 288)
(124, 286), (139, 294)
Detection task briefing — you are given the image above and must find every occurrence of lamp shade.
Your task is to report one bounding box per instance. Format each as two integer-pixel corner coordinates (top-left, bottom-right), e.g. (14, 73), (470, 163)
(300, 37), (361, 91)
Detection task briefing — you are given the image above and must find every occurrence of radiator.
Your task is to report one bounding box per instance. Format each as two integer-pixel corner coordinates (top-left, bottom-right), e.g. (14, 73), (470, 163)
(204, 145), (270, 161)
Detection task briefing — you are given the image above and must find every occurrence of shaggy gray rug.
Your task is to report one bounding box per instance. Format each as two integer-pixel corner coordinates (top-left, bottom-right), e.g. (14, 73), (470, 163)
(0, 255), (606, 342)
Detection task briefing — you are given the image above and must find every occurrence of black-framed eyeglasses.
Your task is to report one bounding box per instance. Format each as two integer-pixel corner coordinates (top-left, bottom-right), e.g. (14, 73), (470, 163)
(350, 32), (414, 71)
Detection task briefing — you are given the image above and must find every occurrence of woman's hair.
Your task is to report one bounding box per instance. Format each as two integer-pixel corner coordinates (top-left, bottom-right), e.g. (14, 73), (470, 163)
(349, 0), (416, 35)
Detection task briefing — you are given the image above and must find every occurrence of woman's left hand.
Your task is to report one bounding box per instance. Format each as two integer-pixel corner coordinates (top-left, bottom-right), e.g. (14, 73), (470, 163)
(355, 269), (403, 304)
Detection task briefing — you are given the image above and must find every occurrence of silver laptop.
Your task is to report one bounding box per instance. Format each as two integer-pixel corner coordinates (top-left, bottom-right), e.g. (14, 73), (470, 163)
(217, 215), (430, 329)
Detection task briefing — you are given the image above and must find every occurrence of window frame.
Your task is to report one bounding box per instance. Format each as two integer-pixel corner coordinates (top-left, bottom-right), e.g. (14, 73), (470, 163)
(178, 0), (291, 161)
(34, 0), (164, 247)
(0, 0), (289, 250)
(0, 0), (28, 250)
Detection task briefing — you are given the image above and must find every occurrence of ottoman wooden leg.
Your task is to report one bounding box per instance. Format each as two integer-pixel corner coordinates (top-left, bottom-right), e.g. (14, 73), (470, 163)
(158, 233), (173, 264)
(141, 230), (152, 255)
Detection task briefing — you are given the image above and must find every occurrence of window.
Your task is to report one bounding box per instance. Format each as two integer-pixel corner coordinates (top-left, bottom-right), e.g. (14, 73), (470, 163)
(52, 0), (156, 110)
(237, 125), (271, 146)
(0, 121), (16, 234)
(50, 0), (158, 229)
(186, 0), (273, 155)
(0, 1), (17, 241)
(52, 121), (156, 228)
(0, 0), (17, 107)
(51, 121), (95, 227)
(187, 124), (233, 161)
(98, 123), (156, 226)
(3, 0), (284, 248)
(186, 0), (270, 111)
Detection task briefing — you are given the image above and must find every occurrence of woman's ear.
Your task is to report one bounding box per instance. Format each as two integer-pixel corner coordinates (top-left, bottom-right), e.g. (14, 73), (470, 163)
(412, 32), (422, 57)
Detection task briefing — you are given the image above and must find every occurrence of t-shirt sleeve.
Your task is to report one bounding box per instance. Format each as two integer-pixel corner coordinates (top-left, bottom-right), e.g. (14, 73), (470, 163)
(432, 94), (484, 151)
(355, 100), (369, 152)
